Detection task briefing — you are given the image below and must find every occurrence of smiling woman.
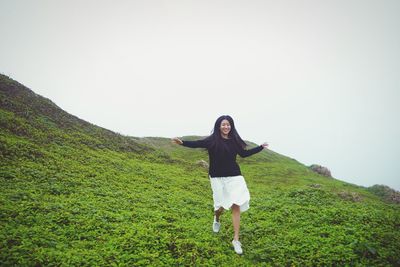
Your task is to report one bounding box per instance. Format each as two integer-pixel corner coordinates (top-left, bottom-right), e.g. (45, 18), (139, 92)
(172, 115), (268, 255)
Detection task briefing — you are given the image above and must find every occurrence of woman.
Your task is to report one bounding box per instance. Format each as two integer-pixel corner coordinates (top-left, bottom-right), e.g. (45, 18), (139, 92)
(172, 115), (268, 254)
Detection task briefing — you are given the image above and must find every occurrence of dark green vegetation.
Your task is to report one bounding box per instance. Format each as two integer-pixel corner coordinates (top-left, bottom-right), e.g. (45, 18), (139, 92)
(1, 74), (399, 266)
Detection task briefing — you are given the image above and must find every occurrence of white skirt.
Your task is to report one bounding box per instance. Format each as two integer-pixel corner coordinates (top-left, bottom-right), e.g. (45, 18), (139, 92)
(209, 175), (251, 213)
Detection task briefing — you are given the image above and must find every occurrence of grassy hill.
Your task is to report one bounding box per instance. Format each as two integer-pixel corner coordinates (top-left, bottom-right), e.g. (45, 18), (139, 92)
(1, 74), (399, 266)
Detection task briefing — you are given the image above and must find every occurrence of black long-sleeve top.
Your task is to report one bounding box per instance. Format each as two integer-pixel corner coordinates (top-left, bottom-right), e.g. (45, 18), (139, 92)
(182, 138), (263, 178)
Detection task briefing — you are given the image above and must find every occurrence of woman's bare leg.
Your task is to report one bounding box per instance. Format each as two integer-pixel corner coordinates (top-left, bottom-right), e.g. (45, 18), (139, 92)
(215, 207), (224, 221)
(232, 204), (240, 240)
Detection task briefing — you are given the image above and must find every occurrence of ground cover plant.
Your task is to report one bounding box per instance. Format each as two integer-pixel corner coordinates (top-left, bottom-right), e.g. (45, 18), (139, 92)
(1, 74), (399, 266)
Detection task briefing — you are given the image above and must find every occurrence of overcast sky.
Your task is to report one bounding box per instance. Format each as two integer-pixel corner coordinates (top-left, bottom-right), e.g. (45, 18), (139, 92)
(1, 0), (399, 190)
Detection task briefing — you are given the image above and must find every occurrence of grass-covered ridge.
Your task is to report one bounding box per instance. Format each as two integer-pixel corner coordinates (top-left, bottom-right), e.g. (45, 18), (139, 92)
(1, 74), (399, 266)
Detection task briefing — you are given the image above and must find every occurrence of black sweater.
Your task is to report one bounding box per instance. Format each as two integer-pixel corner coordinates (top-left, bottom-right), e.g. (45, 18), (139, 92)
(182, 138), (263, 178)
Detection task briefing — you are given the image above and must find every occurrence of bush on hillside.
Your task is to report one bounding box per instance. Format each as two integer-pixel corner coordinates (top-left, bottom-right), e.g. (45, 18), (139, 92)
(196, 160), (209, 169)
(337, 191), (363, 202)
(367, 184), (400, 204)
(309, 164), (332, 177)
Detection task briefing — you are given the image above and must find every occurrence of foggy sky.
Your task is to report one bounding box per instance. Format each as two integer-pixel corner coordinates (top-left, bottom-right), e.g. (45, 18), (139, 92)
(1, 0), (399, 190)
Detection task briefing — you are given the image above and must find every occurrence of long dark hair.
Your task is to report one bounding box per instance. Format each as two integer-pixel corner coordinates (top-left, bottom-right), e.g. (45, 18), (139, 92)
(205, 115), (247, 151)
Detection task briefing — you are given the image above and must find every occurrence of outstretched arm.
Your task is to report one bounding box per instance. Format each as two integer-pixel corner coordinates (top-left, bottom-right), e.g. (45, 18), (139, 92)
(171, 137), (209, 148)
(238, 142), (269, 157)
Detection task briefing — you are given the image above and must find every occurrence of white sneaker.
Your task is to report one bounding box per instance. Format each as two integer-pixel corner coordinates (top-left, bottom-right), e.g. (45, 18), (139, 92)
(212, 216), (220, 233)
(232, 240), (243, 254)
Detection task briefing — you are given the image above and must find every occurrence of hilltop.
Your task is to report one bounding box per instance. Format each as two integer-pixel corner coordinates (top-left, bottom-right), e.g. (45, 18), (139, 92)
(1, 74), (399, 266)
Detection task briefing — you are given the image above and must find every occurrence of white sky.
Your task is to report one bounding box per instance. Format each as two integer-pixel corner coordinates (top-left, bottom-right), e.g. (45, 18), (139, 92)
(1, 0), (399, 190)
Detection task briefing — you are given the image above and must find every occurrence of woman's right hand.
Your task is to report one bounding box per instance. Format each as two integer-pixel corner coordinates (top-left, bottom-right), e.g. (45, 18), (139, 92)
(171, 137), (183, 145)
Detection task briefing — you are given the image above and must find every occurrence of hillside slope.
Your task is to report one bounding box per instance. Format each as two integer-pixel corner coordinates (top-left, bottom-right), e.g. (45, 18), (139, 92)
(1, 74), (399, 266)
(0, 75), (150, 154)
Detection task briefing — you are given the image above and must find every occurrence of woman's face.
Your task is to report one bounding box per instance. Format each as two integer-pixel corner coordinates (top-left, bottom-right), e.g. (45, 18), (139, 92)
(220, 119), (231, 137)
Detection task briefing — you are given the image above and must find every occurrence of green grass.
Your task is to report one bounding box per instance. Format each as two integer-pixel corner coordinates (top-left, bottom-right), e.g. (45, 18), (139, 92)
(1, 74), (400, 266)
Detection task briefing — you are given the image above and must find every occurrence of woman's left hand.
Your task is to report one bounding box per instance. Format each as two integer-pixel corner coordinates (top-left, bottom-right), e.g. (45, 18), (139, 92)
(261, 143), (269, 149)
